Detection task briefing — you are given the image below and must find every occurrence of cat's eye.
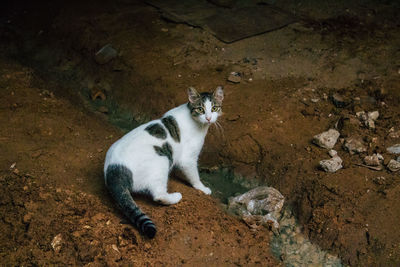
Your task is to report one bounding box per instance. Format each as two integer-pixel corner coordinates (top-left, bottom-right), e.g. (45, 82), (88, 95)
(211, 106), (221, 112)
(196, 107), (205, 114)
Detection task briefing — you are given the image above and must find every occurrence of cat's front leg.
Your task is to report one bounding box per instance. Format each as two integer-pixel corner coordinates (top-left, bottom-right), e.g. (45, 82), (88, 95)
(179, 160), (211, 195)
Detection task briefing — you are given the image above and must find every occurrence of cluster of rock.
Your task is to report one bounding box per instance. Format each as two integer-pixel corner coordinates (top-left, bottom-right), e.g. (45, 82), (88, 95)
(271, 207), (342, 266)
(356, 110), (379, 130)
(319, 149), (343, 173)
(312, 128), (343, 172)
(312, 109), (400, 173)
(228, 186), (342, 266)
(227, 186), (284, 229)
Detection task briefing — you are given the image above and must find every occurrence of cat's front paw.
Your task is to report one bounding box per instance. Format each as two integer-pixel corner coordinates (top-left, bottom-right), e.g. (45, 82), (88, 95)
(201, 186), (212, 195)
(155, 192), (182, 205)
(194, 184), (212, 195)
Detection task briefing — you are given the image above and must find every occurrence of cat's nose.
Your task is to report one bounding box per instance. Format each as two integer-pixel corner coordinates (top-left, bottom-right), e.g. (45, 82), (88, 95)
(206, 116), (211, 122)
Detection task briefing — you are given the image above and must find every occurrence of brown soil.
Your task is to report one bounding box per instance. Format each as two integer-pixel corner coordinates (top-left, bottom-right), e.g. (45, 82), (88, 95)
(0, 61), (278, 266)
(1, 0), (400, 266)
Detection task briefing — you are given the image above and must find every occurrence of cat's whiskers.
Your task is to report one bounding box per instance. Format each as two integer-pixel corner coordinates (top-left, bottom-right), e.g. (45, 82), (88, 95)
(213, 120), (225, 140)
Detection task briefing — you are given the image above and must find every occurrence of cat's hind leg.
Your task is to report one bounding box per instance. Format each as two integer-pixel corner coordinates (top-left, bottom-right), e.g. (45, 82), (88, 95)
(145, 161), (182, 205)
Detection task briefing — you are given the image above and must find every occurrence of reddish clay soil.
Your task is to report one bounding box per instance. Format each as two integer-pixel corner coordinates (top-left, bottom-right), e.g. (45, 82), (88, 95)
(0, 62), (279, 266)
(1, 0), (400, 266)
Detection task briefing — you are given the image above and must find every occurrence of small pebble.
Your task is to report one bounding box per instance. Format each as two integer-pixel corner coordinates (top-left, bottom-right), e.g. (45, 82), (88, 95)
(227, 72), (241, 83)
(328, 150), (338, 157)
(51, 234), (63, 252)
(95, 44), (118, 65)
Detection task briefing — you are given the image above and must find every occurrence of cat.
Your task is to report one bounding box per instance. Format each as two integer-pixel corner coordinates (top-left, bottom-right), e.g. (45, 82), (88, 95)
(104, 86), (224, 239)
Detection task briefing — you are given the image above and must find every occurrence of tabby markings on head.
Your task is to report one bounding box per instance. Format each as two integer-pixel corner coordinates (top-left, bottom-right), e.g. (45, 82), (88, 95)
(187, 92), (222, 116)
(154, 142), (173, 166)
(161, 116), (180, 142)
(145, 123), (167, 139)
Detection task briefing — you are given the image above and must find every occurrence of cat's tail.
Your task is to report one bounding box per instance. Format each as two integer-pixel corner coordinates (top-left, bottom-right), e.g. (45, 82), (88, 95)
(105, 164), (157, 239)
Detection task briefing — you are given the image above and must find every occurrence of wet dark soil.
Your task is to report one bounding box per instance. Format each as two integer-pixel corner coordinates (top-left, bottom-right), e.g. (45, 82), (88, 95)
(1, 0), (400, 265)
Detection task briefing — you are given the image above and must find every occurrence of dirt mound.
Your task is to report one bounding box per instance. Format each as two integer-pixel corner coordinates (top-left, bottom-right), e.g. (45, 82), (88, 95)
(0, 60), (278, 266)
(0, 170), (278, 266)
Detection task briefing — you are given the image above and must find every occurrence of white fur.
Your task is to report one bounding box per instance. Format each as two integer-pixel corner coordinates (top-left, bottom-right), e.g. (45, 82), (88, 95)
(104, 100), (220, 205)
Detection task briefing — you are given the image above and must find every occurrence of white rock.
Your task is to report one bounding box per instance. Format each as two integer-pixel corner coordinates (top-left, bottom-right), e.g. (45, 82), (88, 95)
(363, 154), (382, 166)
(319, 156), (343, 173)
(387, 159), (400, 172)
(228, 186), (284, 228)
(368, 111), (379, 121)
(51, 234), (63, 252)
(328, 150), (338, 157)
(313, 129), (340, 149)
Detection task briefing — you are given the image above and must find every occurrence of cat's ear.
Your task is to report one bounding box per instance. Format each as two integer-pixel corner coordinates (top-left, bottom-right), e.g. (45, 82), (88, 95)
(213, 86), (224, 104)
(188, 87), (200, 103)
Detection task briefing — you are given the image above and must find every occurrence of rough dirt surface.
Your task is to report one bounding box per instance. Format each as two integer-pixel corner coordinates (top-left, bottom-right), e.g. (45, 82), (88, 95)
(0, 62), (278, 266)
(1, 0), (400, 266)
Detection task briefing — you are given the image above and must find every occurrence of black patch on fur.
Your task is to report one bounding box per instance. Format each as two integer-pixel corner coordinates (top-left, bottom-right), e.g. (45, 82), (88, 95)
(154, 142), (173, 166)
(161, 116), (180, 142)
(105, 164), (157, 239)
(145, 123), (167, 139)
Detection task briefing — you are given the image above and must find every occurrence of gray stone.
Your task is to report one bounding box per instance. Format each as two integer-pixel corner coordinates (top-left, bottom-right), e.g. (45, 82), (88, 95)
(319, 156), (343, 173)
(387, 159), (400, 172)
(95, 44), (118, 65)
(344, 137), (367, 154)
(313, 129), (340, 149)
(227, 72), (241, 83)
(387, 144), (400, 154)
(331, 93), (348, 108)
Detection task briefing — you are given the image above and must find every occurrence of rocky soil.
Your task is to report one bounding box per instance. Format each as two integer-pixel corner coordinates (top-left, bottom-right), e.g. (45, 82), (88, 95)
(1, 0), (400, 265)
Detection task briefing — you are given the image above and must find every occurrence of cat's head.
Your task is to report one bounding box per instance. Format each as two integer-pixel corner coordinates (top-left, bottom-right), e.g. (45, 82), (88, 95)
(187, 86), (224, 125)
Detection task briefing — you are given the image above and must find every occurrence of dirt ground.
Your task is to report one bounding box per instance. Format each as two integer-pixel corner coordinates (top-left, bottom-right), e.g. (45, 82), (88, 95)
(1, 0), (400, 266)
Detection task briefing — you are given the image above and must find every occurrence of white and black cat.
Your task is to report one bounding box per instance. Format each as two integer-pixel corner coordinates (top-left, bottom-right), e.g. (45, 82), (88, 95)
(104, 87), (224, 238)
